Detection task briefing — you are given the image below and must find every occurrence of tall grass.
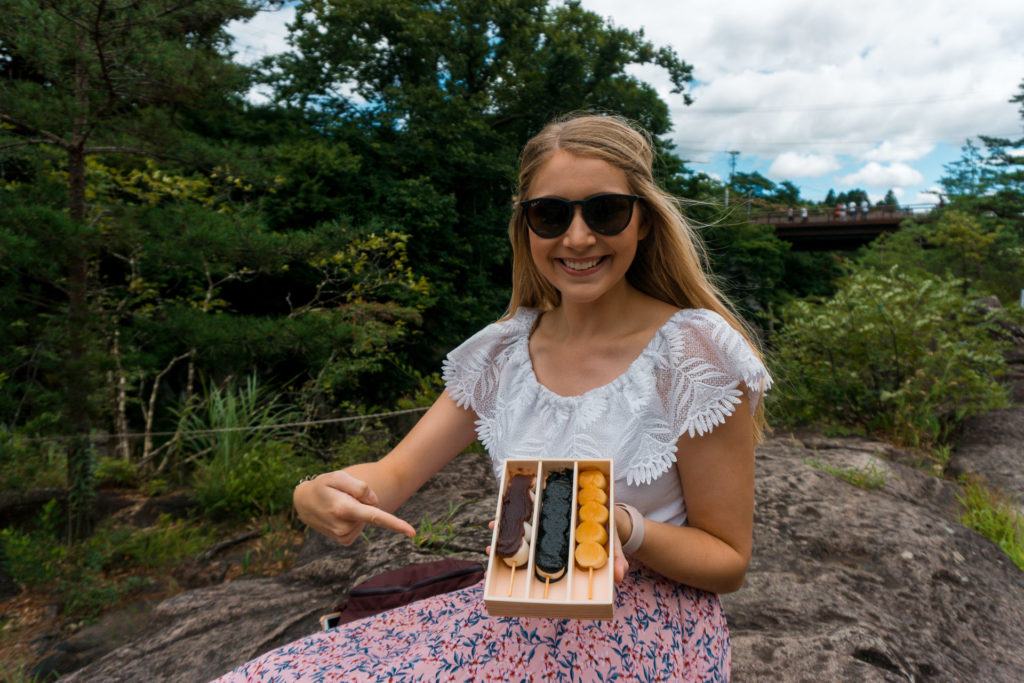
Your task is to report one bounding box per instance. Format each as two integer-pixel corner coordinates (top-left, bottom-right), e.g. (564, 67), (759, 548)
(182, 375), (307, 520)
(958, 477), (1024, 571)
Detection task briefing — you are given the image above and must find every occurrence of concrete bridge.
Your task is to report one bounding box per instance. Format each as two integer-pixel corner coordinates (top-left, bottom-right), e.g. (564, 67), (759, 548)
(753, 204), (937, 250)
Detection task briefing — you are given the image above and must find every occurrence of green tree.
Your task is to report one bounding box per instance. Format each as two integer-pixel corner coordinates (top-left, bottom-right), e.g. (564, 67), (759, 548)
(941, 139), (987, 198)
(264, 0), (696, 358)
(877, 189), (900, 208)
(0, 0), (267, 537)
(772, 180), (801, 205)
(770, 265), (1010, 446)
(730, 171), (776, 199)
(835, 188), (869, 205)
(856, 212), (1024, 304)
(928, 209), (997, 293)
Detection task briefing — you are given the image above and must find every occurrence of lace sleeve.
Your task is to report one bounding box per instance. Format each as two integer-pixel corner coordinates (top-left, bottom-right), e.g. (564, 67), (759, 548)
(657, 309), (773, 440)
(441, 309), (536, 420)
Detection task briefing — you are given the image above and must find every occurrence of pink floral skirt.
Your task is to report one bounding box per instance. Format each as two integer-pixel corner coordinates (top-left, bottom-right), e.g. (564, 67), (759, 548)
(214, 562), (730, 682)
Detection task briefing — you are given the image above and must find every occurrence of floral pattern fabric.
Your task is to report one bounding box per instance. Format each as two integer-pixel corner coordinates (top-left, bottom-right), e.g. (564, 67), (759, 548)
(214, 562), (730, 682)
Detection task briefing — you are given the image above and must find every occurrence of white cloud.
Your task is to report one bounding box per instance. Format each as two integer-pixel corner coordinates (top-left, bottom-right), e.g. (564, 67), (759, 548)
(911, 190), (942, 205)
(840, 162), (924, 188)
(862, 140), (936, 162)
(767, 152), (840, 178)
(585, 0), (1024, 158)
(227, 5), (296, 65)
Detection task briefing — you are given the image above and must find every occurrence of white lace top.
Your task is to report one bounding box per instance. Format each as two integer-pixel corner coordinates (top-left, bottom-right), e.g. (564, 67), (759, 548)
(442, 307), (772, 527)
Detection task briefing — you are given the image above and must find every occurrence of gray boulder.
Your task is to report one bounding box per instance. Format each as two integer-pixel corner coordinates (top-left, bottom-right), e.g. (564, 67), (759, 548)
(60, 435), (1024, 682)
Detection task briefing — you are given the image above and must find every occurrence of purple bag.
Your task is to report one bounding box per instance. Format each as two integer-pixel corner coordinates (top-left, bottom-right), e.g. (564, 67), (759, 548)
(320, 558), (484, 630)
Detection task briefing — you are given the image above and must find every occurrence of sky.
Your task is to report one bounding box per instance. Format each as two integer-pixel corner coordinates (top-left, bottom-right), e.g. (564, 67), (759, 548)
(227, 1), (1024, 205)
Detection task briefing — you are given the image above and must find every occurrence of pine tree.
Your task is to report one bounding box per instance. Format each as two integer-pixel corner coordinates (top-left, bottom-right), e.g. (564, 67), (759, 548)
(0, 0), (267, 538)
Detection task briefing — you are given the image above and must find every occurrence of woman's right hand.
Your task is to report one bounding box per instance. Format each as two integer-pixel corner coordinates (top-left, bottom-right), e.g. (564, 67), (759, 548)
(294, 471), (417, 546)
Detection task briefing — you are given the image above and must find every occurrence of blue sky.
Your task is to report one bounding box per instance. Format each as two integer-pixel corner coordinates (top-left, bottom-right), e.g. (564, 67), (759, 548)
(228, 0), (1024, 205)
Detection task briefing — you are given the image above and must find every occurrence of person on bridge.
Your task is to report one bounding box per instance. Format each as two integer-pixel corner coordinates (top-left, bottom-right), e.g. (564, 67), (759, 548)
(847, 201), (857, 220)
(800, 206), (808, 223)
(860, 199), (870, 219)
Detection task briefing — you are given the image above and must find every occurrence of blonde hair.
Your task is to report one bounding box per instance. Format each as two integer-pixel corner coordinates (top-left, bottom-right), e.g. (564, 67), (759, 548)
(505, 112), (769, 442)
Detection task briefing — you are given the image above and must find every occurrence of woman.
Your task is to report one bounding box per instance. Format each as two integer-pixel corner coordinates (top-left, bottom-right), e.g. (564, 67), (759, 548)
(217, 113), (772, 682)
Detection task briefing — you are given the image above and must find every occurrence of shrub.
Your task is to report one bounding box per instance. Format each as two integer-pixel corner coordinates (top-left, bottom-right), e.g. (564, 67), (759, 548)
(1, 510), (214, 622)
(770, 266), (1010, 446)
(857, 211), (1024, 304)
(178, 373), (300, 472)
(179, 374), (308, 520)
(0, 424), (66, 490)
(193, 440), (305, 521)
(95, 456), (139, 488)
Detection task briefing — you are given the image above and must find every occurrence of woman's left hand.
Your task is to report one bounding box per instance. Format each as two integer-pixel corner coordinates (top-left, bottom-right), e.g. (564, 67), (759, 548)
(611, 506), (630, 583)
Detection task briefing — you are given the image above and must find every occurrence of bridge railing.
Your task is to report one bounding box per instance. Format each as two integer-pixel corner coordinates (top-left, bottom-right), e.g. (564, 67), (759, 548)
(754, 204), (939, 225)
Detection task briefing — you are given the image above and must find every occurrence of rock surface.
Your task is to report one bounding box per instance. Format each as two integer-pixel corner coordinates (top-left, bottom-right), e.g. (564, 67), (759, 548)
(949, 345), (1024, 508)
(59, 434), (1024, 682)
(59, 450), (497, 682)
(722, 435), (1024, 682)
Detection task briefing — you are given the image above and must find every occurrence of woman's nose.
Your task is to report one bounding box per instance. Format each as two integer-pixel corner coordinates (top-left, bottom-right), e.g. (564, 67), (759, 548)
(561, 206), (597, 249)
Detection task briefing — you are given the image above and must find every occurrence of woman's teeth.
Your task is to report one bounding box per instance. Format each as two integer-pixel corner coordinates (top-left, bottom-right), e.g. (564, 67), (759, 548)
(560, 257), (603, 271)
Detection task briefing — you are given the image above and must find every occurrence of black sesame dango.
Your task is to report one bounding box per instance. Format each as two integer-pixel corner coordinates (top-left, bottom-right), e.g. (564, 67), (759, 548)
(534, 469), (573, 585)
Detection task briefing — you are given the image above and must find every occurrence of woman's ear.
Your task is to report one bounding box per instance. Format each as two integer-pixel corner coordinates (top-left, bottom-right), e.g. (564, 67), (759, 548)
(638, 216), (650, 240)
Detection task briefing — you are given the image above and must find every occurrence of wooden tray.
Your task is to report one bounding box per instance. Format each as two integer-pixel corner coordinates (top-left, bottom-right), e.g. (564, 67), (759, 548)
(483, 458), (614, 619)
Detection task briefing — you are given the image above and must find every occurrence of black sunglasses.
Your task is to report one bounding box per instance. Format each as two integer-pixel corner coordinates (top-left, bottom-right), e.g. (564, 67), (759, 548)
(519, 193), (642, 238)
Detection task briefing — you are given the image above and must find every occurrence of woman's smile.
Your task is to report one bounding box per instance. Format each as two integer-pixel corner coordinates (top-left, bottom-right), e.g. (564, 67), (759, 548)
(557, 255), (608, 276)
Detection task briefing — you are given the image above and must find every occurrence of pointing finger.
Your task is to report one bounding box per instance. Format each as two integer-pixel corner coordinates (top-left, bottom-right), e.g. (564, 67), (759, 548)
(352, 500), (416, 538)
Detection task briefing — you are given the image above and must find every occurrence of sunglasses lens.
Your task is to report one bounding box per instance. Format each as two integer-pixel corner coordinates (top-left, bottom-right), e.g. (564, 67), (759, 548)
(584, 195), (633, 235)
(526, 199), (572, 237)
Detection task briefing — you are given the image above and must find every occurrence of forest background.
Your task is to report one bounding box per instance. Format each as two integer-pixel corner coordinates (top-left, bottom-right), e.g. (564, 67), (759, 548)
(1, 0), (1023, 653)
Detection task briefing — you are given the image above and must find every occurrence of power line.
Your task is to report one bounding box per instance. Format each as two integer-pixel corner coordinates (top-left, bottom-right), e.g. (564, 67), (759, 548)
(678, 93), (1011, 115)
(12, 406), (431, 444)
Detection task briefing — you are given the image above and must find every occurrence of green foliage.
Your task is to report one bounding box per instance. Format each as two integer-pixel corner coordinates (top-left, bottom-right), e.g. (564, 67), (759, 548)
(326, 434), (385, 470)
(94, 456), (139, 488)
(770, 265), (1011, 447)
(806, 459), (888, 490)
(413, 501), (467, 554)
(857, 211), (1024, 304)
(0, 425), (66, 490)
(193, 440), (306, 521)
(958, 477), (1024, 571)
(179, 374), (299, 469)
(729, 171), (777, 199)
(701, 221), (790, 326)
(1, 507), (212, 621)
(179, 375), (308, 520)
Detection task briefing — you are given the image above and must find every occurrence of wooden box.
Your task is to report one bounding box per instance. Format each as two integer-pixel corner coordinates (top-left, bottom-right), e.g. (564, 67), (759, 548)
(483, 458), (615, 619)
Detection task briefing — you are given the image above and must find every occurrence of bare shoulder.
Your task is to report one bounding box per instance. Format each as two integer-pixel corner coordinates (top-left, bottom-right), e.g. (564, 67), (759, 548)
(636, 294), (682, 332)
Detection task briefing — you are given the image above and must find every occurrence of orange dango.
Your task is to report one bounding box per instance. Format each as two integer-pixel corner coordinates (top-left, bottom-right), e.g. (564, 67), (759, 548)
(577, 486), (607, 505)
(578, 501), (609, 525)
(574, 541), (608, 570)
(575, 520), (608, 546)
(578, 470), (607, 490)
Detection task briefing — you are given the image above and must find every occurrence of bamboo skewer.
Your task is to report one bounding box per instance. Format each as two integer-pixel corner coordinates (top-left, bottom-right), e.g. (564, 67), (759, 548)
(507, 563), (516, 597)
(588, 567), (594, 600)
(544, 575), (551, 598)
